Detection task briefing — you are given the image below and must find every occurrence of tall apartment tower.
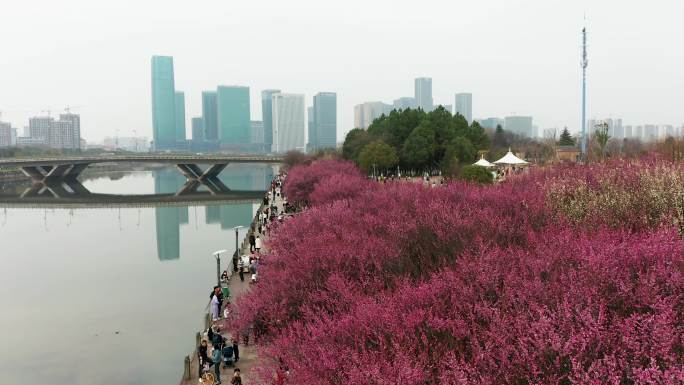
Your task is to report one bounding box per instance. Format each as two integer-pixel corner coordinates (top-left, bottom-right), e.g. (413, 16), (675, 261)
(307, 106), (315, 153)
(202, 91), (218, 141)
(29, 116), (53, 143)
(261, 89), (281, 153)
(354, 102), (392, 130)
(191, 117), (204, 141)
(311, 92), (337, 151)
(0, 121), (14, 147)
(414, 77), (433, 112)
(454, 93), (473, 123)
(174, 91), (186, 141)
(59, 112), (81, 149)
(272, 93), (305, 153)
(216, 86), (251, 147)
(151, 56), (177, 149)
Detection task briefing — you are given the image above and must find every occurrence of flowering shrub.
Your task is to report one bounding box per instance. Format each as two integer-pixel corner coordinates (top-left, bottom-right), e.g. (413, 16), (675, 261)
(546, 159), (684, 231)
(282, 159), (362, 206)
(231, 158), (684, 385)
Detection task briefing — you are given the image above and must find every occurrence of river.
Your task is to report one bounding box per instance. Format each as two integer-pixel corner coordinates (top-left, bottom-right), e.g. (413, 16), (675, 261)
(0, 163), (275, 385)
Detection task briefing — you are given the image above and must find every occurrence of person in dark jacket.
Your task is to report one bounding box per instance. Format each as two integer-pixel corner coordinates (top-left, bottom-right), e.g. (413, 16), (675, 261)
(231, 368), (242, 385)
(232, 338), (239, 362)
(198, 339), (211, 378)
(248, 233), (256, 252)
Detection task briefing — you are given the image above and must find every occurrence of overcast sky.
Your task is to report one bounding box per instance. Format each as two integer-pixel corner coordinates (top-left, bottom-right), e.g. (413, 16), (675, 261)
(1, 0), (682, 143)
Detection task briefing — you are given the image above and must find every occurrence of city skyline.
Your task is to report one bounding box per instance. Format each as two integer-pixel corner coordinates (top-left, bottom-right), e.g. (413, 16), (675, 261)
(1, 1), (683, 143)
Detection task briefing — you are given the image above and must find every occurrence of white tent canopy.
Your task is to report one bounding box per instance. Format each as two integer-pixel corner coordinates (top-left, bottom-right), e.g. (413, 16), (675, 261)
(473, 156), (494, 168)
(493, 149), (529, 165)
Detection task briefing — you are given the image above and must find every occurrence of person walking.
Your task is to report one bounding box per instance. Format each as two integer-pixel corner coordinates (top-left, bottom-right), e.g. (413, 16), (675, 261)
(255, 235), (262, 252)
(248, 233), (256, 252)
(212, 344), (222, 383)
(210, 288), (220, 321)
(232, 338), (239, 362)
(238, 258), (245, 282)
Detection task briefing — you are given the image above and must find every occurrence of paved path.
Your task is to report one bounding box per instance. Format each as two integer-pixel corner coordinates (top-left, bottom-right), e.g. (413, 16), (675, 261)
(180, 180), (285, 385)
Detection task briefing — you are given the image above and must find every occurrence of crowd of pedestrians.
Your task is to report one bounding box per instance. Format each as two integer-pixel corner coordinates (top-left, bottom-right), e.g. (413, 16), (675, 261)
(196, 172), (290, 384)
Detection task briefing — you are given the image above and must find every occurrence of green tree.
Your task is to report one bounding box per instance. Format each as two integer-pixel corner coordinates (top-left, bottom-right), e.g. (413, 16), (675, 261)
(358, 140), (399, 174)
(342, 128), (372, 162)
(452, 113), (469, 137)
(440, 136), (477, 177)
(465, 121), (491, 149)
(402, 122), (437, 170)
(558, 127), (576, 146)
(458, 165), (493, 184)
(594, 121), (611, 158)
(493, 124), (508, 148)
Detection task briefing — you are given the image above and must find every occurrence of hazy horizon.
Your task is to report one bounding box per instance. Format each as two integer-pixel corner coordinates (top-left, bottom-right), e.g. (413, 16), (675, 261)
(1, 0), (682, 143)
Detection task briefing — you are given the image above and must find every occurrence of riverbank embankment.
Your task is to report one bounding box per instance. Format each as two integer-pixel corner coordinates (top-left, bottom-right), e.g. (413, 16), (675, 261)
(179, 176), (286, 384)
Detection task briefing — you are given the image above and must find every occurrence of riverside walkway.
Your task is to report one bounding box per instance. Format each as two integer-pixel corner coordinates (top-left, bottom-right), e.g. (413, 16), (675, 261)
(180, 179), (286, 385)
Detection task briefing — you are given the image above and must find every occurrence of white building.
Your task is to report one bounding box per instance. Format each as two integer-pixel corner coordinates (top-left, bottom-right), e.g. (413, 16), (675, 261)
(28, 116), (53, 143)
(353, 102), (392, 129)
(0, 121), (15, 147)
(272, 93), (305, 153)
(27, 114), (81, 149)
(454, 93), (473, 123)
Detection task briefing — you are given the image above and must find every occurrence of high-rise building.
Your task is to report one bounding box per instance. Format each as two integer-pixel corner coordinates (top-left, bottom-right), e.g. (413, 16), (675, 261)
(505, 116), (534, 138)
(251, 120), (265, 146)
(202, 91), (218, 141)
(479, 117), (504, 130)
(312, 92), (337, 151)
(414, 77), (433, 112)
(0, 121), (13, 147)
(393, 97), (417, 111)
(307, 106), (315, 153)
(644, 125), (659, 142)
(191, 117), (204, 141)
(59, 112), (81, 149)
(353, 102), (392, 129)
(28, 116), (53, 143)
(625, 125), (633, 139)
(151, 56), (177, 149)
(216, 86), (251, 148)
(261, 89), (281, 153)
(272, 93), (305, 153)
(174, 91), (186, 141)
(454, 93), (473, 123)
(635, 126), (644, 140)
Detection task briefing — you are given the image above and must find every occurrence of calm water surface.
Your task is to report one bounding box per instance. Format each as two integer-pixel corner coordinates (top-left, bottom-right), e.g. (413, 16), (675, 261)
(0, 164), (274, 385)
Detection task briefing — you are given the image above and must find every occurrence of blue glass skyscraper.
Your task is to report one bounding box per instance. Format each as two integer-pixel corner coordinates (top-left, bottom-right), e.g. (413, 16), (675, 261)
(151, 56), (177, 150)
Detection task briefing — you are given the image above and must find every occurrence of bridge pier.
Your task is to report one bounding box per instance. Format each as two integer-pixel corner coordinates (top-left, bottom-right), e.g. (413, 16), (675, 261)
(175, 163), (228, 181)
(20, 163), (90, 183)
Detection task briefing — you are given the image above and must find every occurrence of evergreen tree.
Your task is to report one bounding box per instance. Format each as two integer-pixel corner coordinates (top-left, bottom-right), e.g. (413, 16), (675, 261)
(558, 127), (576, 146)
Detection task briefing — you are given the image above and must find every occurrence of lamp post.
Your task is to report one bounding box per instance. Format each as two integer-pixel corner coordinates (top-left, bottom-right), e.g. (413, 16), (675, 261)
(212, 249), (227, 287)
(232, 225), (245, 273)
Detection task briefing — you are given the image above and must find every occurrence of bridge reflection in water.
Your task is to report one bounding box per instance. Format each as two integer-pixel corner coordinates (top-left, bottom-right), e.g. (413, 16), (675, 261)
(0, 166), (275, 261)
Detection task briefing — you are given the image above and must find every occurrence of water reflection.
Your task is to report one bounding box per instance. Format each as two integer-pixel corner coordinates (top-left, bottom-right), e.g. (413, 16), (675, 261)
(151, 166), (274, 260)
(0, 164), (277, 385)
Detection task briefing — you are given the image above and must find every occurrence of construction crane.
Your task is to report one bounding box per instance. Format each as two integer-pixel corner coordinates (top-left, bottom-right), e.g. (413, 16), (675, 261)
(64, 105), (85, 114)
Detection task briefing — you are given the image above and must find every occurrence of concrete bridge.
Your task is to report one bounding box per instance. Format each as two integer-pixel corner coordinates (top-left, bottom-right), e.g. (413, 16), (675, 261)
(0, 155), (283, 183)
